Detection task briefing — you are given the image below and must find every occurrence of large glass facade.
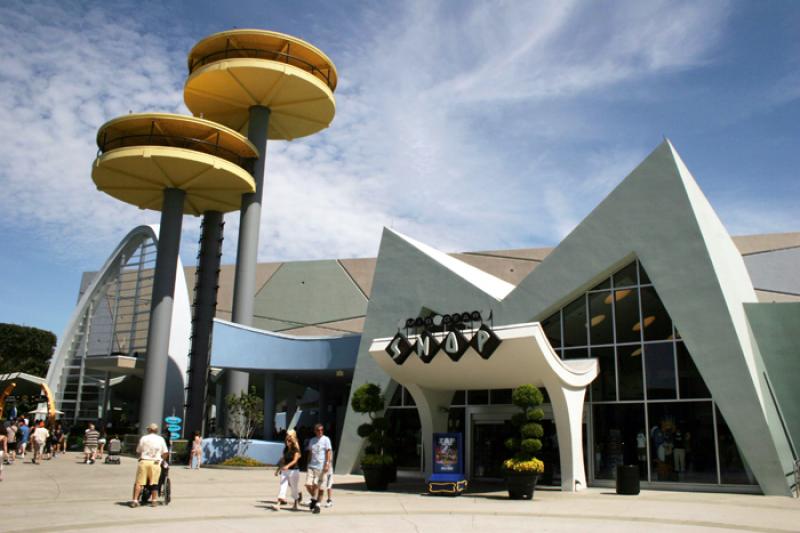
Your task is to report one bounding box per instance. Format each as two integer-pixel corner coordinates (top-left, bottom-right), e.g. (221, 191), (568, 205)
(542, 259), (756, 487)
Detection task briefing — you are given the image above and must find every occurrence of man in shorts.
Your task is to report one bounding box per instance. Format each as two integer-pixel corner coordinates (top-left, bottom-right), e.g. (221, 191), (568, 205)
(130, 423), (168, 508)
(17, 419), (29, 459)
(84, 423), (100, 464)
(304, 423), (332, 514)
(5, 421), (17, 463)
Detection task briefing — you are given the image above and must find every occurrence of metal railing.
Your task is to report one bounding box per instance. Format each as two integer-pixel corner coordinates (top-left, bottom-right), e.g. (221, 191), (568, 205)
(189, 46), (335, 91)
(99, 132), (253, 170)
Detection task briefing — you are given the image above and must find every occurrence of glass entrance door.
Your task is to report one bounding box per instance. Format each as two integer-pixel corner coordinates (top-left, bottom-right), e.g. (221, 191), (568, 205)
(472, 420), (513, 479)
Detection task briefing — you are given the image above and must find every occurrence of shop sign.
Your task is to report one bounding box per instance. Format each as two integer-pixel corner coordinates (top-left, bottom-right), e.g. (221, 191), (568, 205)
(385, 312), (501, 365)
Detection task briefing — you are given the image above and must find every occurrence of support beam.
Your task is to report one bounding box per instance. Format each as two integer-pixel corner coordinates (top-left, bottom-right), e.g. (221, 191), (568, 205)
(138, 188), (185, 434)
(263, 372), (276, 440)
(225, 106), (271, 425)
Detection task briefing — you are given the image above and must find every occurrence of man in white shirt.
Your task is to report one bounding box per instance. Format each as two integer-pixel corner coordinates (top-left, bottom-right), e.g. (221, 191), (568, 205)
(304, 423), (332, 514)
(130, 423), (169, 508)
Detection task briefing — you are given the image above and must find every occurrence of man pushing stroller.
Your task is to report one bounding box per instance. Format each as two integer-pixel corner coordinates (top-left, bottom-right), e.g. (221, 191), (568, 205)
(130, 423), (168, 508)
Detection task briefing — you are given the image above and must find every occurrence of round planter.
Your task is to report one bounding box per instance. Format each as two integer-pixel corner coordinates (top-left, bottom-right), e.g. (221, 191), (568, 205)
(361, 463), (391, 491)
(505, 472), (539, 500)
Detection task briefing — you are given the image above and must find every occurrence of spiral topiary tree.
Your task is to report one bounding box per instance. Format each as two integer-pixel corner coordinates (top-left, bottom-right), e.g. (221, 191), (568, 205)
(503, 384), (545, 475)
(351, 383), (394, 467)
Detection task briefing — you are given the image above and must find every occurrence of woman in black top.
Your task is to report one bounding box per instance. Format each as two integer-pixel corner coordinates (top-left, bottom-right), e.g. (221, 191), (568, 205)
(271, 429), (301, 511)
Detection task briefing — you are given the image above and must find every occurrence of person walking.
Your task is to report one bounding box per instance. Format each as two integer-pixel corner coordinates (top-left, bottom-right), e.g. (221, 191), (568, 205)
(190, 431), (203, 470)
(271, 430), (301, 511)
(5, 420), (17, 464)
(0, 431), (7, 480)
(17, 419), (30, 459)
(130, 423), (169, 508)
(84, 423), (100, 464)
(31, 421), (49, 465)
(304, 423), (332, 514)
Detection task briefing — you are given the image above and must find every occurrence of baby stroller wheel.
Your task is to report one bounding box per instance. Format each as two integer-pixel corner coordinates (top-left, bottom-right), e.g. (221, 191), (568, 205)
(164, 477), (171, 505)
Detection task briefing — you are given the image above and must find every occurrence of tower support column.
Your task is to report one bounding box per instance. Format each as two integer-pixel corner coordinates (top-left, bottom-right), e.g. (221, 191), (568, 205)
(224, 106), (271, 431)
(263, 372), (276, 440)
(139, 187), (186, 433)
(185, 211), (225, 437)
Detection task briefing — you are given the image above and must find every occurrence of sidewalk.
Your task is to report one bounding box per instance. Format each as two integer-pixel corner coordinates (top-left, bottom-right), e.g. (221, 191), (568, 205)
(1, 454), (798, 532)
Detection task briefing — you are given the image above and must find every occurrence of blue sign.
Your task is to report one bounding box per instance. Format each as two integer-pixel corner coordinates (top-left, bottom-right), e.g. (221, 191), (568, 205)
(164, 416), (182, 424)
(170, 432), (180, 440)
(167, 424), (181, 432)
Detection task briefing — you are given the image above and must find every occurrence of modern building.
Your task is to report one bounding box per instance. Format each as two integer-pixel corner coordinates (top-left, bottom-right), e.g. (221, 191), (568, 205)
(48, 141), (800, 496)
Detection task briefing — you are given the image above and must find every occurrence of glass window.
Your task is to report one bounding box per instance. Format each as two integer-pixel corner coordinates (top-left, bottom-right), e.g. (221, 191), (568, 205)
(614, 287), (641, 344)
(563, 297), (587, 348)
(588, 291), (613, 345)
(676, 342), (710, 399)
(614, 262), (638, 288)
(617, 345), (644, 400)
(390, 385), (403, 406)
(591, 278), (611, 290)
(386, 409), (421, 468)
(590, 346), (616, 402)
(645, 342), (677, 400)
(640, 287), (672, 341)
(402, 387), (416, 406)
(592, 403), (646, 480)
(447, 407), (465, 433)
(716, 406), (758, 485)
(468, 390), (489, 405)
(451, 390), (466, 406)
(542, 311), (562, 350)
(490, 388), (512, 405)
(638, 261), (652, 285)
(563, 347), (588, 359)
(647, 401), (717, 484)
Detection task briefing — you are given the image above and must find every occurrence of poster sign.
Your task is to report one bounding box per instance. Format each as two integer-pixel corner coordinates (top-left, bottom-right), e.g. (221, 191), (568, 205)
(432, 432), (463, 475)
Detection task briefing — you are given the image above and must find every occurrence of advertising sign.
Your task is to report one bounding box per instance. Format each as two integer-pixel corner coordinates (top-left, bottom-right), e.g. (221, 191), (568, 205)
(432, 432), (463, 475)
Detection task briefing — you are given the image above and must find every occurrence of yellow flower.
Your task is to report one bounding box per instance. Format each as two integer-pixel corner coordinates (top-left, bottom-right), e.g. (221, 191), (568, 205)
(503, 458), (544, 474)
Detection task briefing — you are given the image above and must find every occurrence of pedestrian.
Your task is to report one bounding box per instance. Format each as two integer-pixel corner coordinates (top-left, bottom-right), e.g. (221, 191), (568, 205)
(50, 423), (64, 458)
(17, 419), (29, 459)
(5, 420), (17, 463)
(31, 421), (49, 464)
(84, 423), (100, 464)
(0, 431), (7, 480)
(322, 454), (335, 508)
(271, 429), (301, 511)
(304, 423), (332, 514)
(97, 430), (107, 459)
(190, 431), (203, 470)
(129, 423), (169, 508)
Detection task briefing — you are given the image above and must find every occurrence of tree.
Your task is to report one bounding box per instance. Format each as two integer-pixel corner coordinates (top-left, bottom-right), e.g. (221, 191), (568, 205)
(0, 323), (57, 377)
(225, 386), (264, 457)
(503, 384), (545, 474)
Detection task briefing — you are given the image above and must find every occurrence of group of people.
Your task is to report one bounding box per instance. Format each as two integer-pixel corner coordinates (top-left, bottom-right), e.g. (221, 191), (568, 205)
(1, 418), (69, 479)
(271, 423), (334, 514)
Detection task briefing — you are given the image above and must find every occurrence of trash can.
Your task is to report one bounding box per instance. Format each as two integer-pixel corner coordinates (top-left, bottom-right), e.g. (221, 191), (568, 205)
(616, 464), (640, 495)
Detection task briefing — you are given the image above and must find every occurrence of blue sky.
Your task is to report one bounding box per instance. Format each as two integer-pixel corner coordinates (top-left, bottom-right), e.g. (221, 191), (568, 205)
(0, 0), (798, 338)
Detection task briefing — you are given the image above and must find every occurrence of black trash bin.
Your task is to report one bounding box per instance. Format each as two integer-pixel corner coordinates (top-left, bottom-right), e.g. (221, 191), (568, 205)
(616, 464), (640, 495)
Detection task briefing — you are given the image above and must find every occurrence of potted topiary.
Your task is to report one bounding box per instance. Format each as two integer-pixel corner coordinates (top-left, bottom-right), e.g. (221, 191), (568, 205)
(503, 384), (545, 500)
(350, 382), (394, 491)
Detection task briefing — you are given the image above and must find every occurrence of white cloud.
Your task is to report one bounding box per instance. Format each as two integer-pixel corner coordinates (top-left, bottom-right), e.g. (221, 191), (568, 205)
(1, 0), (772, 279)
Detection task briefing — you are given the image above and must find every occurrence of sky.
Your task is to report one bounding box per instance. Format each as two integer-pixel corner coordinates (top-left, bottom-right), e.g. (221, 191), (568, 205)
(0, 0), (798, 338)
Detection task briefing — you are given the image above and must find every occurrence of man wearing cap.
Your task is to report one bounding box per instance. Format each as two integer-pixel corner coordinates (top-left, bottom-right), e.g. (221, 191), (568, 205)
(130, 423), (169, 508)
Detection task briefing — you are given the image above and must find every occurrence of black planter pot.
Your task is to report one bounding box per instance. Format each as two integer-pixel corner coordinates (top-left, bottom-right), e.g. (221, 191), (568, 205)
(505, 473), (539, 500)
(361, 464), (390, 491)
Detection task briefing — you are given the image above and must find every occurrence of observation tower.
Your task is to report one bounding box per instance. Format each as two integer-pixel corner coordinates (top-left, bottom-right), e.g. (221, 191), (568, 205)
(182, 29), (337, 436)
(92, 113), (257, 431)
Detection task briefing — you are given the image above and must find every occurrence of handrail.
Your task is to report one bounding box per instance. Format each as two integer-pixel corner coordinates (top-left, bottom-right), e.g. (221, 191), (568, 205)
(189, 47), (334, 90)
(99, 133), (254, 170)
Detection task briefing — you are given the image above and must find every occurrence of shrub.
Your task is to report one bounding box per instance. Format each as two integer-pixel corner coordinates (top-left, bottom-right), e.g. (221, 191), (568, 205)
(350, 383), (393, 466)
(504, 384), (545, 474)
(221, 456), (266, 467)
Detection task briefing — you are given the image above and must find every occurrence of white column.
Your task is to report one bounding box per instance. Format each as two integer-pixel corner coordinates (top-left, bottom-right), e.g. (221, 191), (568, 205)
(546, 382), (589, 492)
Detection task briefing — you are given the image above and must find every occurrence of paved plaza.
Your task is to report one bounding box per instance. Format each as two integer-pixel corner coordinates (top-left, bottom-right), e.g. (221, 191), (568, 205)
(1, 454), (798, 532)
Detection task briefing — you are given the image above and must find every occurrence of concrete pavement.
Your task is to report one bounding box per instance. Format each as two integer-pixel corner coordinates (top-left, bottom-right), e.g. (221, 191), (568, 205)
(1, 453), (798, 532)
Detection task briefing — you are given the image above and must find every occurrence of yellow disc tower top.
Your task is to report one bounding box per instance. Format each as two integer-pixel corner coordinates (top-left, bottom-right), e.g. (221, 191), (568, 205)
(92, 113), (257, 215)
(184, 29), (337, 140)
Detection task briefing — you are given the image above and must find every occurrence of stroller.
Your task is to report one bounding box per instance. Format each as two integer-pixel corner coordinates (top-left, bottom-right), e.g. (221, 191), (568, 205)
(139, 458), (172, 506)
(104, 438), (122, 465)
